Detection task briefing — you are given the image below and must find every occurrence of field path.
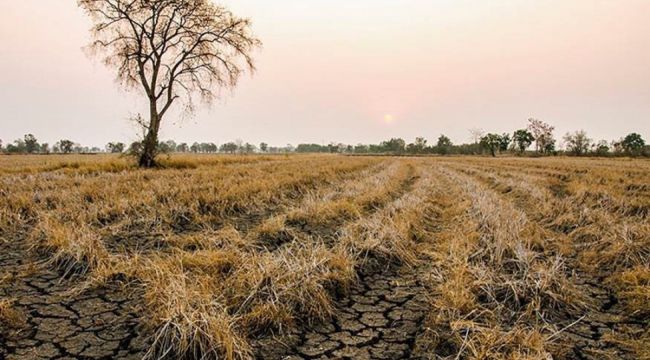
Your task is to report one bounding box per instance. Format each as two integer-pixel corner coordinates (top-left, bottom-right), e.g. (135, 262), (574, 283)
(255, 262), (429, 360)
(0, 241), (150, 360)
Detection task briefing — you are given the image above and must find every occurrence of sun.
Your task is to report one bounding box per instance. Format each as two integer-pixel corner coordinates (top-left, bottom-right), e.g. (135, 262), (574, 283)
(383, 114), (394, 124)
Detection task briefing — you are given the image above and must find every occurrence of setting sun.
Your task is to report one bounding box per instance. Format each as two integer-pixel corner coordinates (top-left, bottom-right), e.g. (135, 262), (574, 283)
(383, 114), (394, 124)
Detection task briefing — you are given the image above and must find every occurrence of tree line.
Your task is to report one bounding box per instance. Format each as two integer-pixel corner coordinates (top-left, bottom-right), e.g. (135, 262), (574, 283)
(295, 119), (647, 157)
(2, 119), (647, 157)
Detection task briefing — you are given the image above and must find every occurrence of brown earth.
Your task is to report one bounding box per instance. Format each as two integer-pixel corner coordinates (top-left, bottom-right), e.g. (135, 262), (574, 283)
(254, 260), (430, 360)
(0, 241), (151, 360)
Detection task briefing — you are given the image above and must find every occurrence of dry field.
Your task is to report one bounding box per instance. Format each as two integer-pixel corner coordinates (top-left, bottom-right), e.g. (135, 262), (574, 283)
(0, 154), (648, 360)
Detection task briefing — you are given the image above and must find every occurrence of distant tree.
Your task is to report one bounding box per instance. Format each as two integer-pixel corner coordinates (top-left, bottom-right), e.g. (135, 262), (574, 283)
(480, 133), (503, 157)
(6, 139), (26, 153)
(244, 143), (256, 154)
(354, 144), (369, 153)
(543, 139), (556, 154)
(58, 139), (75, 154)
(259, 142), (268, 153)
(296, 144), (326, 153)
(24, 134), (39, 154)
(408, 137), (427, 154)
(498, 133), (511, 152)
(563, 130), (591, 156)
(106, 142), (126, 153)
(220, 142), (238, 154)
(435, 135), (453, 155)
(158, 141), (173, 154)
(177, 143), (189, 153)
(0, 139), (3, 152)
(380, 138), (406, 154)
(469, 128), (485, 144)
(190, 142), (200, 153)
(41, 143), (50, 154)
(512, 129), (535, 153)
(162, 140), (177, 153)
(592, 140), (610, 156)
(527, 118), (555, 154)
(78, 0), (261, 167)
(128, 141), (143, 155)
(621, 133), (645, 156)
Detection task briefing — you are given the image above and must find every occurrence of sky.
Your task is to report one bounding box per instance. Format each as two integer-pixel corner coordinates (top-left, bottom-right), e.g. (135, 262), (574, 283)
(0, 0), (649, 148)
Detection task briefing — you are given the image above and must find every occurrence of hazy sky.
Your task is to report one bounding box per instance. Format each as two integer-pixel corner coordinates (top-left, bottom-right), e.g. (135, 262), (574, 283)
(1, 0), (649, 147)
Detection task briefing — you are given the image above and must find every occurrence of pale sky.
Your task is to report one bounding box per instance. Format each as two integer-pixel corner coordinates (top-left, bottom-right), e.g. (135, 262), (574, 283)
(0, 0), (649, 147)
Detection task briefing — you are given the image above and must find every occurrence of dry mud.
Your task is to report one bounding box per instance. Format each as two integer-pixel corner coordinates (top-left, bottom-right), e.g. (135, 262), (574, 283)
(254, 262), (430, 360)
(0, 242), (150, 360)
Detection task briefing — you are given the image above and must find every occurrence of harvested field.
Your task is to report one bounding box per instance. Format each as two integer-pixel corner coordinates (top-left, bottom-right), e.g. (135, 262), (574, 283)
(0, 154), (648, 359)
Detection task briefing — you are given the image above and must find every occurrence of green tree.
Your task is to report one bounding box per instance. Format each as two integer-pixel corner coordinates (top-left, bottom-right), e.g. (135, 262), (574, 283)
(58, 139), (75, 154)
(621, 133), (645, 156)
(480, 133), (502, 157)
(512, 129), (534, 153)
(409, 137), (427, 154)
(436, 135), (453, 155)
(380, 138), (406, 154)
(592, 140), (610, 156)
(498, 133), (511, 152)
(177, 143), (189, 153)
(106, 142), (126, 153)
(259, 142), (268, 153)
(220, 142), (238, 154)
(244, 143), (256, 154)
(563, 130), (591, 156)
(7, 139), (26, 153)
(24, 134), (40, 153)
(354, 144), (369, 153)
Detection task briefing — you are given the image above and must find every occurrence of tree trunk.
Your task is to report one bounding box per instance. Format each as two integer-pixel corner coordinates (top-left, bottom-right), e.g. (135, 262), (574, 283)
(139, 102), (161, 168)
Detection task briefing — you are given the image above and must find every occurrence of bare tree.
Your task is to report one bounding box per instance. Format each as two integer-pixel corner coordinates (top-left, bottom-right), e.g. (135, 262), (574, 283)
(563, 130), (591, 156)
(78, 0), (261, 167)
(468, 128), (485, 144)
(527, 118), (555, 154)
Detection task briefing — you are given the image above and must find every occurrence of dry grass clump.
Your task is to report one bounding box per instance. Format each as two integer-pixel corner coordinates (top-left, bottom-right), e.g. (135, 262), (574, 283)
(421, 167), (584, 359)
(29, 215), (110, 276)
(334, 162), (442, 266)
(282, 161), (414, 235)
(0, 298), (26, 330)
(606, 266), (650, 318)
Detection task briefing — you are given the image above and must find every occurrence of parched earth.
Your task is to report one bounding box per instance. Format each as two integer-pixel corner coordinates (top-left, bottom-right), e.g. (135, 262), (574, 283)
(1, 241), (432, 360)
(254, 262), (431, 360)
(0, 241), (151, 360)
(562, 273), (648, 360)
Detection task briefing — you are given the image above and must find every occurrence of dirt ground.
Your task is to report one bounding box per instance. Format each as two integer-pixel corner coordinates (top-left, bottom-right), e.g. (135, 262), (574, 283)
(0, 241), (150, 359)
(1, 155), (647, 359)
(254, 261), (430, 360)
